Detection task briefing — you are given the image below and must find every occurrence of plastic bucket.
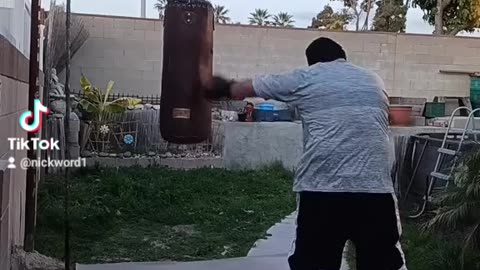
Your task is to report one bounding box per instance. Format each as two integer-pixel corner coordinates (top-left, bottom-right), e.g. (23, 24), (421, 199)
(389, 105), (413, 126)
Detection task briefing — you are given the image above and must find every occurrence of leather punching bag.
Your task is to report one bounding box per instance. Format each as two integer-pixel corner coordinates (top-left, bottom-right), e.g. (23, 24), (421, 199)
(160, 0), (214, 144)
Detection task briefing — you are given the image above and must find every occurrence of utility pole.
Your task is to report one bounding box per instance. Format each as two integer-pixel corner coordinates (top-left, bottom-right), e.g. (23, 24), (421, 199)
(141, 0), (147, 18)
(24, 0), (41, 252)
(64, 0), (72, 269)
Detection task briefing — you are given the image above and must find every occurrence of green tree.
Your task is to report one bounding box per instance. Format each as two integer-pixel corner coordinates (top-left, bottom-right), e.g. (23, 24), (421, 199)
(425, 150), (480, 261)
(154, 0), (168, 20)
(412, 0), (480, 35)
(372, 0), (408, 32)
(310, 5), (353, 30)
(214, 4), (231, 24)
(272, 12), (295, 27)
(248, 8), (271, 26)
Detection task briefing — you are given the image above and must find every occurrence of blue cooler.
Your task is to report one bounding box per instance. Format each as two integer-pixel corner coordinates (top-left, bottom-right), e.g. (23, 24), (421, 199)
(254, 103), (293, 122)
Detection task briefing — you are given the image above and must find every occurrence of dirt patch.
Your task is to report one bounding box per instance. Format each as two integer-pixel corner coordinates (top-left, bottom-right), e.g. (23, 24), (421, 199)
(171, 225), (198, 236)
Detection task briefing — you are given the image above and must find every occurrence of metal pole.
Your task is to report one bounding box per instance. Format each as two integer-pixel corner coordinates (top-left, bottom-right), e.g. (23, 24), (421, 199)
(64, 0), (72, 268)
(141, 0), (147, 18)
(24, 0), (41, 252)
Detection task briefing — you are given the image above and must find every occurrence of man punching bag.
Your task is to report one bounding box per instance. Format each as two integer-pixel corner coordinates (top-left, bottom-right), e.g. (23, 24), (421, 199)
(160, 0), (214, 144)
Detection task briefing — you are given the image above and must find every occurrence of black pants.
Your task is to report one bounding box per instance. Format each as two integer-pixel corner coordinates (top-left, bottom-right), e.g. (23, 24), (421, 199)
(288, 192), (406, 270)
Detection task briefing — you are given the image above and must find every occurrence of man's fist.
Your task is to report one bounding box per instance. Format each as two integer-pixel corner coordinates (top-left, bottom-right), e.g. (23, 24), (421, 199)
(204, 76), (233, 100)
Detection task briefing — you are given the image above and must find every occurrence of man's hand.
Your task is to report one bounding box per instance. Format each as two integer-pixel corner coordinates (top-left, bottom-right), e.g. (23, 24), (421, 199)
(205, 76), (257, 100)
(204, 76), (233, 100)
(231, 80), (256, 100)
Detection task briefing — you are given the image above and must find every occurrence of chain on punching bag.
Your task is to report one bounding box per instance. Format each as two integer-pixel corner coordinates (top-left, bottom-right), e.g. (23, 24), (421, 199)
(160, 0), (214, 144)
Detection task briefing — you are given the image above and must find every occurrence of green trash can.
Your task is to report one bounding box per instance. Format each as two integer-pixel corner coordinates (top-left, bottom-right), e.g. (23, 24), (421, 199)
(473, 103), (480, 117)
(425, 102), (445, 118)
(471, 77), (480, 116)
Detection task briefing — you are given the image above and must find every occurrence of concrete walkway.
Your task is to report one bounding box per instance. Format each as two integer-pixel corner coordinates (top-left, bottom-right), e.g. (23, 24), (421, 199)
(77, 257), (291, 270)
(78, 212), (350, 270)
(247, 212), (350, 270)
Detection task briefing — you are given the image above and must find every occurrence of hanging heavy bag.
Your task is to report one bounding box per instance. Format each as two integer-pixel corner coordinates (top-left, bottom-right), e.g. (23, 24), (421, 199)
(160, 0), (214, 144)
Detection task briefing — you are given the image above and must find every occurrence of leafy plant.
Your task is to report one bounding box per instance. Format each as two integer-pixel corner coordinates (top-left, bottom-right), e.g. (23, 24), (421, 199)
(424, 150), (480, 265)
(79, 75), (142, 122)
(403, 223), (480, 270)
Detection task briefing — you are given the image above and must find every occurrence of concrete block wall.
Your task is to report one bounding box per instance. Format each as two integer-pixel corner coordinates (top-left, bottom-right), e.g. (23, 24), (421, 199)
(0, 0), (31, 57)
(215, 28), (480, 100)
(0, 34), (29, 270)
(393, 35), (478, 98)
(70, 16), (163, 95)
(71, 14), (480, 100)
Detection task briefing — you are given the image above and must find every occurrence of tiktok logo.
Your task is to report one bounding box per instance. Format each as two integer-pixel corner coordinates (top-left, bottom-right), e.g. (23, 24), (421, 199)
(8, 99), (59, 153)
(19, 99), (50, 133)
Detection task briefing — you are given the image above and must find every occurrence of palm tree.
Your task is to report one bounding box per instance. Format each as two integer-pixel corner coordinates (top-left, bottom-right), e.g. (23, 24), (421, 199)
(248, 9), (271, 26)
(272, 12), (295, 27)
(154, 0), (168, 20)
(424, 150), (480, 261)
(214, 5), (231, 24)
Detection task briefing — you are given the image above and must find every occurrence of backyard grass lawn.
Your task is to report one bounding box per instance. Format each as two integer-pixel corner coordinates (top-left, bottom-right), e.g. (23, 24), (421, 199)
(346, 221), (480, 270)
(36, 165), (480, 269)
(402, 222), (480, 270)
(35, 165), (296, 264)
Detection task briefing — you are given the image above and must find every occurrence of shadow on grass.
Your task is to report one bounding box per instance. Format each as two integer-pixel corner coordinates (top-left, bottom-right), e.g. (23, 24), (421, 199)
(35, 164), (296, 264)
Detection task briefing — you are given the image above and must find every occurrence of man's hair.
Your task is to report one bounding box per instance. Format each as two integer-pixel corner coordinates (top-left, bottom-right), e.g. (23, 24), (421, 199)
(305, 37), (347, 65)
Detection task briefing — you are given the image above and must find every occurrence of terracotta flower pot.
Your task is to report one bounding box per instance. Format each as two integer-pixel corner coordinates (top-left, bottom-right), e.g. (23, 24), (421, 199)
(389, 105), (412, 126)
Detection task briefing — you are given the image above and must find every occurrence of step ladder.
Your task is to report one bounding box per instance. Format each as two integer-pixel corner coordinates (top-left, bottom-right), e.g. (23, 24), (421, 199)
(409, 107), (480, 218)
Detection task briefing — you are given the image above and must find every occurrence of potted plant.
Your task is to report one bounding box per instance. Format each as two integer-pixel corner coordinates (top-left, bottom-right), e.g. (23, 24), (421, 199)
(78, 75), (142, 153)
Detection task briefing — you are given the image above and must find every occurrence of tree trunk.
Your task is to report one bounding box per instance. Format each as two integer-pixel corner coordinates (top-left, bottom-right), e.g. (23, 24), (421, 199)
(434, 0), (444, 35)
(355, 12), (361, 31)
(348, 0), (361, 31)
(362, 0), (372, 30)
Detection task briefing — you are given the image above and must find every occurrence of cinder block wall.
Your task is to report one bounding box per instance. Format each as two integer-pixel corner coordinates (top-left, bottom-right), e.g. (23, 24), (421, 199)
(0, 34), (29, 270)
(71, 14), (480, 100)
(69, 15), (164, 95)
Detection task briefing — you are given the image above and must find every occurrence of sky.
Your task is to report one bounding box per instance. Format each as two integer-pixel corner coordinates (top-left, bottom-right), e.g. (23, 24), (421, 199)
(40, 0), (479, 37)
